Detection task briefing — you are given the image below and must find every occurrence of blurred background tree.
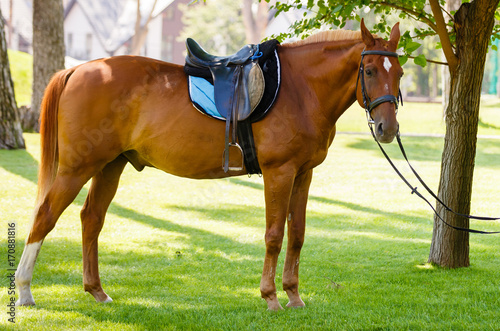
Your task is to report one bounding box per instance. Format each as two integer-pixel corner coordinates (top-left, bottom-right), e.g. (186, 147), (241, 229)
(179, 0), (273, 55)
(0, 6), (24, 149)
(179, 0), (247, 54)
(30, 0), (65, 132)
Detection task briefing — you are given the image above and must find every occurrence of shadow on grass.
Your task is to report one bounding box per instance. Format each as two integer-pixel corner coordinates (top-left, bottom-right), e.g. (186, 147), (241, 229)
(0, 147), (39, 183)
(346, 135), (499, 168)
(106, 203), (264, 257)
(0, 147), (430, 237)
(347, 136), (443, 162)
(229, 177), (431, 233)
(20, 236), (266, 329)
(478, 117), (500, 131)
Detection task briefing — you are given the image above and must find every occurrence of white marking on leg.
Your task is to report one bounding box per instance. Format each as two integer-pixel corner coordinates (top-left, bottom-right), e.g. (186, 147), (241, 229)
(103, 296), (113, 303)
(383, 57), (392, 73)
(15, 240), (43, 306)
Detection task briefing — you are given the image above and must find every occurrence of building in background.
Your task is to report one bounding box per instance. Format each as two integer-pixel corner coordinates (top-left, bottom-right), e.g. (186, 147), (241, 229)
(0, 0), (32, 53)
(1, 0), (304, 66)
(63, 0), (189, 64)
(1, 0), (190, 65)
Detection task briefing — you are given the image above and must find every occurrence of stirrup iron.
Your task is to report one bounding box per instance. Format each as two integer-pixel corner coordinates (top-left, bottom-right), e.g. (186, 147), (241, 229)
(222, 142), (244, 172)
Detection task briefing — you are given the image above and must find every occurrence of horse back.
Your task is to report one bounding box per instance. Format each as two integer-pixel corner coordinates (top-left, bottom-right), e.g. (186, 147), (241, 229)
(57, 56), (246, 178)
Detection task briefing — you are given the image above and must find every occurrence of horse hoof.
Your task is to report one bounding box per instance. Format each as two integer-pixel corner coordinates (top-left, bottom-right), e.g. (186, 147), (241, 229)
(94, 294), (113, 303)
(286, 300), (305, 308)
(16, 298), (35, 306)
(266, 301), (284, 311)
(101, 296), (113, 303)
(88, 289), (113, 303)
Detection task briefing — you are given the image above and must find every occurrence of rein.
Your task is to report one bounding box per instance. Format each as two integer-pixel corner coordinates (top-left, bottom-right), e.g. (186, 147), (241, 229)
(358, 50), (500, 234)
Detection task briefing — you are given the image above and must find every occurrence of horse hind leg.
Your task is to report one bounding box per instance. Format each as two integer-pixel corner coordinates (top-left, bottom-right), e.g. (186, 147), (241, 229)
(80, 156), (127, 303)
(16, 170), (94, 306)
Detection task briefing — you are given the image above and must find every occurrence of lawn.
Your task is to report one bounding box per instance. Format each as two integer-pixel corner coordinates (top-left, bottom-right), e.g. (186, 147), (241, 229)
(7, 50), (32, 107)
(1, 105), (499, 330)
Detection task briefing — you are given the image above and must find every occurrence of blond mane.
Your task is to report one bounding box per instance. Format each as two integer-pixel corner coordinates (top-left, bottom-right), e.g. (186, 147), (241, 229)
(283, 30), (363, 47)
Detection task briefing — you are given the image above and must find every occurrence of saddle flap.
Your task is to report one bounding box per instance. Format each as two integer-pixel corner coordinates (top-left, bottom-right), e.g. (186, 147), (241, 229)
(238, 63), (265, 121)
(209, 63), (265, 121)
(210, 65), (240, 119)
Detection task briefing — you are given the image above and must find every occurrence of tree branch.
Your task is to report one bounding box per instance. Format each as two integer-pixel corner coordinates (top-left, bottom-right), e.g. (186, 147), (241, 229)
(371, 1), (438, 32)
(407, 55), (448, 66)
(440, 5), (455, 22)
(429, 0), (458, 72)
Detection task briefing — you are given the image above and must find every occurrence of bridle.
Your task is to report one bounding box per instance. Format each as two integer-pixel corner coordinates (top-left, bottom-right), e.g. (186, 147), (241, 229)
(356, 49), (403, 125)
(356, 49), (500, 234)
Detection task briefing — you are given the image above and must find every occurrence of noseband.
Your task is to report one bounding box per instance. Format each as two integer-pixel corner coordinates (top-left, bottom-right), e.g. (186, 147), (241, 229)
(356, 50), (403, 124)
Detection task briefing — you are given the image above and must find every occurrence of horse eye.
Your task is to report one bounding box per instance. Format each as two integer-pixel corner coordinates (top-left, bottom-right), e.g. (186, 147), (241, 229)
(365, 68), (372, 76)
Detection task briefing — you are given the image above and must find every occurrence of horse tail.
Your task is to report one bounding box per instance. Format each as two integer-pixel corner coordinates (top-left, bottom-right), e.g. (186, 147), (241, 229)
(36, 67), (76, 206)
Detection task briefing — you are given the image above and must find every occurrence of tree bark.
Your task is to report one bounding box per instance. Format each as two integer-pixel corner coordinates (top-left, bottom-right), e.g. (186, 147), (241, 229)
(31, 0), (65, 132)
(428, 0), (499, 268)
(0, 7), (25, 149)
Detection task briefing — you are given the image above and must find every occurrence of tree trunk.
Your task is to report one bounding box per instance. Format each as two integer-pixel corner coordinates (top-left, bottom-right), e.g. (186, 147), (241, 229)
(428, 1), (498, 268)
(31, 0), (65, 132)
(0, 7), (25, 149)
(242, 0), (271, 44)
(130, 0), (157, 56)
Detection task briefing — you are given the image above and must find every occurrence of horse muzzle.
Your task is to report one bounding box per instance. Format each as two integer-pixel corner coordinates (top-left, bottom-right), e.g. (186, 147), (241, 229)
(369, 96), (399, 143)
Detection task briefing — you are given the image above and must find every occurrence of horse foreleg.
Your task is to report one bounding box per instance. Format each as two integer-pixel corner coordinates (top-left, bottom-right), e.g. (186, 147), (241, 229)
(81, 156), (127, 303)
(16, 172), (92, 306)
(261, 167), (295, 311)
(283, 170), (312, 308)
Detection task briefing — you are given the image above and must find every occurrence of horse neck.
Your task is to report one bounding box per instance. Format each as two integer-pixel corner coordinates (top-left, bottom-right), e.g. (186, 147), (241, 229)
(278, 40), (364, 127)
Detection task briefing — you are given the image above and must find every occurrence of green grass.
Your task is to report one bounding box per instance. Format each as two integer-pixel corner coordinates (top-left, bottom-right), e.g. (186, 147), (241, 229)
(7, 49), (32, 107)
(1, 110), (499, 330)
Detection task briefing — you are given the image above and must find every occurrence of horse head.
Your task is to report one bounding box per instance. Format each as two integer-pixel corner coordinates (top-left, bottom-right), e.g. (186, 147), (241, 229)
(357, 19), (403, 143)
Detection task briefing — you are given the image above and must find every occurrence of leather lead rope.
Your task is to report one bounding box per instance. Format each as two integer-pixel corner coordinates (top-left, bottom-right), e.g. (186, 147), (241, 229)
(369, 125), (500, 234)
(396, 133), (500, 222)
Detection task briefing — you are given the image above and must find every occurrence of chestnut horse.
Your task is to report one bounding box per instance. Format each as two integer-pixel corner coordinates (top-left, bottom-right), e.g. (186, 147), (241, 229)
(16, 20), (402, 310)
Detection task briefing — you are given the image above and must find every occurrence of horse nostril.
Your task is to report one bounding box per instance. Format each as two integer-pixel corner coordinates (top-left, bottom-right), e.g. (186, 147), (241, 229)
(377, 122), (384, 137)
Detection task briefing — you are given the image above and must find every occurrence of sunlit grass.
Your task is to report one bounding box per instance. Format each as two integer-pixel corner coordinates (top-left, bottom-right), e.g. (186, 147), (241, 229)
(7, 50), (32, 107)
(1, 117), (499, 330)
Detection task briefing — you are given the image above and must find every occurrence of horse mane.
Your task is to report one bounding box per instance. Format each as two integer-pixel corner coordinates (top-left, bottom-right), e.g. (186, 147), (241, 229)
(282, 30), (364, 48)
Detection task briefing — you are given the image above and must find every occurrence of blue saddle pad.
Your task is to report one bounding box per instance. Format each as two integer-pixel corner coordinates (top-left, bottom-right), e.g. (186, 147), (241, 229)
(188, 76), (224, 120)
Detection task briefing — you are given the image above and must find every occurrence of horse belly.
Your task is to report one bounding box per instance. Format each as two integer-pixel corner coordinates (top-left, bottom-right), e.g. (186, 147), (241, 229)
(132, 114), (248, 179)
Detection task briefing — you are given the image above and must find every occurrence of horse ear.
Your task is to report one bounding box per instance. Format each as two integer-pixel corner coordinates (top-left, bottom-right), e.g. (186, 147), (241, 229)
(390, 22), (401, 45)
(360, 18), (375, 47)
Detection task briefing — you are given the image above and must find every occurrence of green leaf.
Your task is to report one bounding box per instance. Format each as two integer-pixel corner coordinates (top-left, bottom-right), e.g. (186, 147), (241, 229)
(413, 54), (427, 67)
(405, 41), (422, 54)
(332, 5), (343, 13)
(398, 55), (409, 66)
